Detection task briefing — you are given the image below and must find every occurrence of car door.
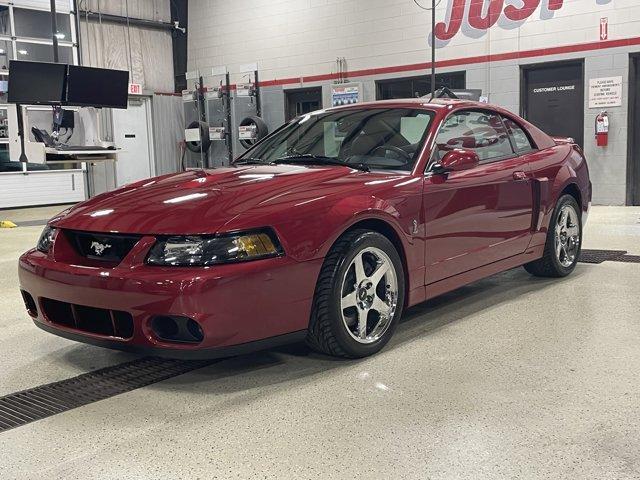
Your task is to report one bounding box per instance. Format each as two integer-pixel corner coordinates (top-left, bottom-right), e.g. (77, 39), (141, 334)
(423, 109), (534, 285)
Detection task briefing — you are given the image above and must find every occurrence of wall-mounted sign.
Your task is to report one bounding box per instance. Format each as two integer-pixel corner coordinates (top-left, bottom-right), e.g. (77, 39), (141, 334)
(589, 76), (623, 109)
(331, 84), (360, 107)
(433, 0), (607, 42)
(532, 84), (576, 94)
(236, 83), (253, 97)
(128, 83), (142, 95)
(600, 18), (608, 41)
(182, 89), (194, 102)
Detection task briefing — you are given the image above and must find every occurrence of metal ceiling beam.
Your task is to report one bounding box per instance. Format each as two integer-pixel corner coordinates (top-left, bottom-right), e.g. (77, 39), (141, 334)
(77, 10), (182, 32)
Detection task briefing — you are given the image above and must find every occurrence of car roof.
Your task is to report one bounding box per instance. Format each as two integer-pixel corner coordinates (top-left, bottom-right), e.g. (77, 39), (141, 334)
(321, 97), (556, 151)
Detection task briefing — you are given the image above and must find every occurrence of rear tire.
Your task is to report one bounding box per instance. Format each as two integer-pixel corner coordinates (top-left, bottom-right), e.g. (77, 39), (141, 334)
(306, 229), (405, 358)
(524, 194), (582, 278)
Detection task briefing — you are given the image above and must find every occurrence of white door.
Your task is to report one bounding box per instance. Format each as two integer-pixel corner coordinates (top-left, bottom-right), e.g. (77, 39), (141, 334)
(112, 97), (155, 187)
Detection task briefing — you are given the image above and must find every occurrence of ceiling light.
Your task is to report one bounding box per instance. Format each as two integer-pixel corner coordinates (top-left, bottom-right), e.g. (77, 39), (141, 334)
(55, 32), (65, 39)
(0, 49), (4, 54)
(18, 49), (28, 55)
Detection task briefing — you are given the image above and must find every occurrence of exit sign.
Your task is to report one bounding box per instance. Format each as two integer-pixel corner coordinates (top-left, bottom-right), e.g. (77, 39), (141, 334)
(600, 18), (608, 41)
(128, 83), (142, 95)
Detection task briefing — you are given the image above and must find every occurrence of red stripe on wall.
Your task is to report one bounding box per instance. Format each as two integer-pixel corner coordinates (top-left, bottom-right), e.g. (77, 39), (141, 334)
(257, 36), (640, 88)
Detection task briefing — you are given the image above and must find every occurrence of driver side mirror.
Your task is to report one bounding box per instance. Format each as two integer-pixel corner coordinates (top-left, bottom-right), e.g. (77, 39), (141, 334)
(432, 149), (480, 174)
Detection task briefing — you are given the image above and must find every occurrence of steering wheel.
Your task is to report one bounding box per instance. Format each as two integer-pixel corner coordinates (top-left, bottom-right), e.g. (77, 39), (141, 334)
(371, 145), (412, 162)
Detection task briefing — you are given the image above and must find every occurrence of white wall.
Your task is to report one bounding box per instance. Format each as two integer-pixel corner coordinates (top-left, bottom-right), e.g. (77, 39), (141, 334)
(188, 0), (639, 82)
(187, 0), (640, 205)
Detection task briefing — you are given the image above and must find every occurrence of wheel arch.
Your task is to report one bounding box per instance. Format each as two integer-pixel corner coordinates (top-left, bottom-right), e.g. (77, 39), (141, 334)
(331, 217), (411, 307)
(559, 182), (582, 211)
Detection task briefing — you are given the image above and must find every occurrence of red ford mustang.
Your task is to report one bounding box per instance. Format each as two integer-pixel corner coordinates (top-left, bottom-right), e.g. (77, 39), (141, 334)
(19, 99), (591, 359)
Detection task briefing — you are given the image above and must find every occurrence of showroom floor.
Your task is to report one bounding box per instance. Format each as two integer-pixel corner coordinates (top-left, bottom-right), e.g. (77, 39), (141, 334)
(1, 205), (639, 479)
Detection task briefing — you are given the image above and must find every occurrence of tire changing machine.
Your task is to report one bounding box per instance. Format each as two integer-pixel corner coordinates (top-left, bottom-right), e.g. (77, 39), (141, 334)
(182, 64), (268, 169)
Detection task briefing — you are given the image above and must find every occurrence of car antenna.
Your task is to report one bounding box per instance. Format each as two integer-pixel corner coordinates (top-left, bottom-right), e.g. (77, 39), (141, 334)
(433, 87), (459, 99)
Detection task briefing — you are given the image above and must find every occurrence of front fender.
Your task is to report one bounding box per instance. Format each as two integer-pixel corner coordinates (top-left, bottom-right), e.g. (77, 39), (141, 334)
(221, 180), (425, 300)
(315, 194), (411, 259)
(302, 191), (425, 305)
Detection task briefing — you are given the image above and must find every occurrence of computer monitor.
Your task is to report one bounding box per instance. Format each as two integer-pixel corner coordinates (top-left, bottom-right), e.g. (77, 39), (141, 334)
(7, 60), (67, 105)
(66, 65), (129, 109)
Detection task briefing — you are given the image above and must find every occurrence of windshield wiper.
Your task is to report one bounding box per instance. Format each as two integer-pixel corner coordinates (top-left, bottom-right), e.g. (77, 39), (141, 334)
(274, 154), (369, 172)
(233, 157), (275, 166)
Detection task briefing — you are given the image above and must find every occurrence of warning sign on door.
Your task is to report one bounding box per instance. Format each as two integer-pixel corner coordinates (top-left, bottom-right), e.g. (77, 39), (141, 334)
(588, 76), (623, 109)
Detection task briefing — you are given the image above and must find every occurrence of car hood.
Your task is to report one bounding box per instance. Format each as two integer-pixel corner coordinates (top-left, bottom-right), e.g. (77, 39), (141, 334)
(51, 165), (382, 235)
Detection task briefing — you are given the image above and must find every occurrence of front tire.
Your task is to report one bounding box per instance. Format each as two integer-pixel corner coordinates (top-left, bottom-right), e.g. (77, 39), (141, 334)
(306, 229), (405, 358)
(524, 194), (582, 278)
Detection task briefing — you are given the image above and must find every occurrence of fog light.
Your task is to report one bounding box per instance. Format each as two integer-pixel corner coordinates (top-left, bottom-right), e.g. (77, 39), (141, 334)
(151, 316), (179, 339)
(186, 319), (204, 342)
(151, 315), (204, 344)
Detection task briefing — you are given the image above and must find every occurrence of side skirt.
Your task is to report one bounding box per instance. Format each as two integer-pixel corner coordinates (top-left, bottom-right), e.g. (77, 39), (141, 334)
(410, 246), (545, 305)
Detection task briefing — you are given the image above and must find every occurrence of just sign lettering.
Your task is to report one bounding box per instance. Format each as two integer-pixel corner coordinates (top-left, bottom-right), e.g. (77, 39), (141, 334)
(435, 0), (565, 41)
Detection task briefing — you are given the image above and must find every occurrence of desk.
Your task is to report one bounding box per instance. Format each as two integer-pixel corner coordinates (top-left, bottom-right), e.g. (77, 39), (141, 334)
(43, 148), (120, 198)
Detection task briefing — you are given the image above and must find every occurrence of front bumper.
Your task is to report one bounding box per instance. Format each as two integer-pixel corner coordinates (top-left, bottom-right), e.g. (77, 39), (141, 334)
(19, 247), (322, 358)
(32, 320), (307, 359)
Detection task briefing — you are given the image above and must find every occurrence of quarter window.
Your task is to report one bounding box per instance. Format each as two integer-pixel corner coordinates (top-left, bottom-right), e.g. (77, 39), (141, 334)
(432, 110), (514, 164)
(503, 117), (535, 153)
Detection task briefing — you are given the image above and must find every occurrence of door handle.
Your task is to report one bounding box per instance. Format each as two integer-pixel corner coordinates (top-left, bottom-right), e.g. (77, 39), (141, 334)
(513, 171), (528, 181)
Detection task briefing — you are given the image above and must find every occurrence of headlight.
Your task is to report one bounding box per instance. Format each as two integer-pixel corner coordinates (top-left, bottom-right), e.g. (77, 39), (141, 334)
(146, 229), (284, 266)
(37, 225), (56, 253)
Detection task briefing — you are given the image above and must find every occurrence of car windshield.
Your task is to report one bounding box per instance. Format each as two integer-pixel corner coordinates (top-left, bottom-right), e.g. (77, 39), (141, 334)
(238, 107), (435, 171)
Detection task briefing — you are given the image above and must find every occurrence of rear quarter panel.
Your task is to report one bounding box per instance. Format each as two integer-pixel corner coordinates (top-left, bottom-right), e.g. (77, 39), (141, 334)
(527, 143), (591, 248)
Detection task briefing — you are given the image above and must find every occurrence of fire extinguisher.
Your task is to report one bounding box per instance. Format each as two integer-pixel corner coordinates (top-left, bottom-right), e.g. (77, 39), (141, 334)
(595, 111), (609, 147)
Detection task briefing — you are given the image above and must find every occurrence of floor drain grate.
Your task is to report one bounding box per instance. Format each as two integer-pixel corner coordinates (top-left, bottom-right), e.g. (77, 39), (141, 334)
(616, 254), (640, 263)
(578, 249), (627, 264)
(0, 357), (212, 433)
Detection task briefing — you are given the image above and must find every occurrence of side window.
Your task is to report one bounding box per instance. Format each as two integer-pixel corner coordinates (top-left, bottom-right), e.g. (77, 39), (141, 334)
(400, 113), (432, 144)
(503, 117), (535, 153)
(432, 110), (514, 164)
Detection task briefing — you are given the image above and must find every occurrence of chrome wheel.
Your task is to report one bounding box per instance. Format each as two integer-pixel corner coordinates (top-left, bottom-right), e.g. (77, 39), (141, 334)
(340, 247), (398, 344)
(555, 204), (580, 268)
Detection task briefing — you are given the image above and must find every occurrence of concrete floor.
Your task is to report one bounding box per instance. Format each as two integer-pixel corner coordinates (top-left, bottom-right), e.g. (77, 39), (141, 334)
(1, 205), (640, 479)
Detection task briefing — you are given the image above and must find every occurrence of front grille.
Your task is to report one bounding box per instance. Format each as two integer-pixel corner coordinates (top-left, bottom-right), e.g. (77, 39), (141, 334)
(64, 230), (141, 264)
(41, 298), (134, 339)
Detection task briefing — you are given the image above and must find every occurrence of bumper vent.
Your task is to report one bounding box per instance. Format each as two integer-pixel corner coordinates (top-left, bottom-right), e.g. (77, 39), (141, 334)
(64, 230), (141, 264)
(41, 298), (134, 339)
(21, 290), (38, 317)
